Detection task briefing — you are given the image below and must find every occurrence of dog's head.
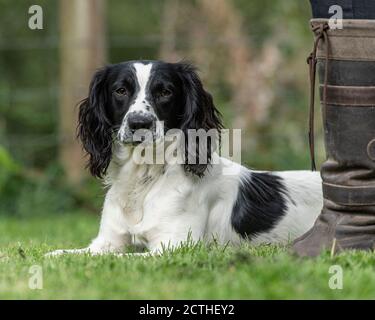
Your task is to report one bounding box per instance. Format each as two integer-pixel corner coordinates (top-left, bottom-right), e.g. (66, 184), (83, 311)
(78, 60), (223, 178)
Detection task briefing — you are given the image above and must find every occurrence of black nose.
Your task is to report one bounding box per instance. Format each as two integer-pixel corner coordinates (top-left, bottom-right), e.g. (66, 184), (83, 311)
(127, 113), (154, 131)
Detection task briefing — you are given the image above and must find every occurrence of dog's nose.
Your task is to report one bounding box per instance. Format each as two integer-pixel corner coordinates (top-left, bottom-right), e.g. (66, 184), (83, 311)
(127, 113), (154, 131)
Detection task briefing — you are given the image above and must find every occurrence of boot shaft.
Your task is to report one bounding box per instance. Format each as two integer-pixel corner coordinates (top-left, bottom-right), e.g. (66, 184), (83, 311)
(311, 19), (375, 207)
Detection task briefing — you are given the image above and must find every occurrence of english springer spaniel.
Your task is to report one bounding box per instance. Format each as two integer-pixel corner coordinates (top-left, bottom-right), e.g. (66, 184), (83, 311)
(47, 60), (322, 257)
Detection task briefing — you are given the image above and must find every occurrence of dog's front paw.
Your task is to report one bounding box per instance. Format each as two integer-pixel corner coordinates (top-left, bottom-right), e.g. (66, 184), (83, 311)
(44, 249), (68, 257)
(44, 248), (90, 257)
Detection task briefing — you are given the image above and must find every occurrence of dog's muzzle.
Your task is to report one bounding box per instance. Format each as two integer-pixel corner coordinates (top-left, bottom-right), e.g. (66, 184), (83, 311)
(119, 112), (158, 145)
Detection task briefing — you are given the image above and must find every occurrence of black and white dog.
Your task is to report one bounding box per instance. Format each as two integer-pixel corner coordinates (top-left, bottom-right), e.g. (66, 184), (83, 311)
(48, 60), (322, 256)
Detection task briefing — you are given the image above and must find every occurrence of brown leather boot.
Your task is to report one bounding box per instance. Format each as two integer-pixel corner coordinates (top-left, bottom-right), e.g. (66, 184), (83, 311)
(292, 19), (375, 257)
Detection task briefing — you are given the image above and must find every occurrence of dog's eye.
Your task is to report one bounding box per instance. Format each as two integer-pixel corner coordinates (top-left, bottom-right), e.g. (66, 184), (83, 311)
(115, 87), (128, 96)
(159, 89), (172, 98)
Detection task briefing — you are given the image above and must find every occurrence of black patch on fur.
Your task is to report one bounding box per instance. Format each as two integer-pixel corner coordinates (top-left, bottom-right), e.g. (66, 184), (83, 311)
(78, 67), (113, 178)
(175, 63), (223, 177)
(231, 171), (288, 240)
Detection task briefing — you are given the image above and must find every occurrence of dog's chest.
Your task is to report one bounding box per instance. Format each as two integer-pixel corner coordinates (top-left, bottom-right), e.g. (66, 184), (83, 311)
(114, 164), (163, 227)
(111, 163), (197, 246)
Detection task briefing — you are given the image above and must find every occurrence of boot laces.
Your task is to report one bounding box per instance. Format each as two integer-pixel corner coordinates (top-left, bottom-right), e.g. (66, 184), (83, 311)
(307, 22), (330, 171)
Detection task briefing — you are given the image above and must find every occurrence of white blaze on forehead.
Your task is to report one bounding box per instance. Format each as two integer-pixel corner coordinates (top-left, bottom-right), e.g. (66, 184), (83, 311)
(130, 62), (153, 113)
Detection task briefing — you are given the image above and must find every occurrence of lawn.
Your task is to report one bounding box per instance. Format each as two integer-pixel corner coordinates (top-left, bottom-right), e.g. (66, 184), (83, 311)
(0, 212), (374, 299)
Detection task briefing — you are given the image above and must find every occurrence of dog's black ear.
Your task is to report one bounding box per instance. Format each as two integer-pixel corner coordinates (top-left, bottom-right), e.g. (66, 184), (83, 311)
(78, 67), (112, 178)
(176, 63), (223, 177)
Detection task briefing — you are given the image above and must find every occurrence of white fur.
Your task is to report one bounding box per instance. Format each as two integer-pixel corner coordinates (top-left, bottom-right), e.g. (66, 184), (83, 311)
(129, 62), (153, 113)
(47, 150), (323, 257)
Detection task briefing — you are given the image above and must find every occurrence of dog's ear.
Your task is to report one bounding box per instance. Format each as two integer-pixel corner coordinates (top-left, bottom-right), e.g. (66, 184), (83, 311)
(176, 63), (223, 177)
(78, 67), (112, 178)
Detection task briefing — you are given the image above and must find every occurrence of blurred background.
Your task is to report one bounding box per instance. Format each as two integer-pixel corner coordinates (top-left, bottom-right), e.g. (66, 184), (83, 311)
(0, 0), (325, 218)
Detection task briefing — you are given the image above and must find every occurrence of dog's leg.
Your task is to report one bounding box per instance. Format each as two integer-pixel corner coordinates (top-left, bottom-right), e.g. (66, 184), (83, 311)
(45, 248), (93, 256)
(46, 193), (131, 257)
(123, 221), (205, 258)
(123, 250), (160, 258)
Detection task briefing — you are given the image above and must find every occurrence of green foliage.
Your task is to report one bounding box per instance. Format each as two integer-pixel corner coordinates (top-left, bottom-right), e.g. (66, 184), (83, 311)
(0, 213), (374, 299)
(0, 141), (104, 217)
(0, 144), (20, 187)
(0, 145), (22, 206)
(0, 148), (87, 217)
(0, 0), (59, 168)
(11, 165), (76, 217)
(107, 0), (164, 63)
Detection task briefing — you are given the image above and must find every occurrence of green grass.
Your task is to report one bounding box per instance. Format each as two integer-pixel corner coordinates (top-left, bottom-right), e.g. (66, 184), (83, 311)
(0, 212), (374, 299)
